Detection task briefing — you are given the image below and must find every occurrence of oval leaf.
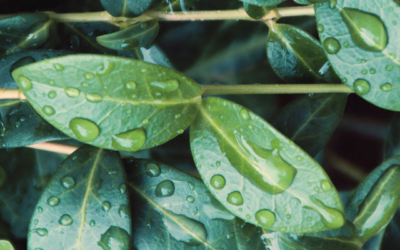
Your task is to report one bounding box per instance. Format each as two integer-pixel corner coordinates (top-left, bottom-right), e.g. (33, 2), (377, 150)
(267, 23), (340, 83)
(125, 158), (254, 249)
(97, 20), (159, 50)
(0, 241), (14, 250)
(271, 93), (348, 157)
(28, 145), (132, 250)
(12, 54), (202, 151)
(315, 0), (400, 110)
(100, 0), (160, 17)
(244, 3), (274, 19)
(190, 97), (344, 233)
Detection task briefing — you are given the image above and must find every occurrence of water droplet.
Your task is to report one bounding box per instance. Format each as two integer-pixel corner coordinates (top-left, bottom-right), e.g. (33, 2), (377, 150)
(146, 163), (161, 177)
(119, 184), (127, 194)
(69, 118), (100, 142)
(47, 196), (60, 207)
(210, 175), (226, 189)
(227, 191), (244, 206)
(37, 206), (43, 213)
(84, 72), (94, 80)
(81, 82), (89, 87)
(323, 38), (341, 54)
(59, 214), (73, 226)
(102, 201), (112, 212)
(216, 161), (221, 167)
(54, 63), (64, 71)
(246, 214), (251, 220)
(125, 81), (137, 90)
(329, 0), (336, 9)
(239, 108), (250, 121)
(280, 227), (287, 232)
(34, 219), (38, 225)
(296, 156), (303, 161)
(90, 220), (96, 227)
(255, 209), (276, 227)
(370, 68), (376, 74)
(321, 180), (332, 192)
(42, 106), (55, 116)
(18, 76), (32, 90)
(48, 91), (57, 99)
(354, 79), (371, 95)
(65, 87), (80, 98)
(380, 83), (392, 92)
(314, 187), (320, 192)
(85, 93), (103, 103)
(112, 127), (146, 151)
(155, 180), (175, 197)
(118, 204), (130, 219)
(188, 182), (195, 190)
(61, 176), (75, 189)
(35, 228), (48, 236)
(307, 197), (345, 229)
(150, 79), (179, 92)
(317, 24), (324, 33)
(186, 196), (195, 203)
(341, 8), (388, 52)
(386, 65), (394, 71)
(163, 214), (207, 246)
(98, 226), (133, 249)
(308, 217), (313, 221)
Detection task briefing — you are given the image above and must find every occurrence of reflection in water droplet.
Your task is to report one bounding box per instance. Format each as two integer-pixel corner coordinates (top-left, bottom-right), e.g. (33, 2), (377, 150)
(354, 79), (371, 95)
(146, 163), (161, 177)
(155, 180), (175, 197)
(69, 118), (100, 142)
(90, 220), (96, 227)
(323, 38), (341, 54)
(210, 175), (226, 190)
(329, 0), (336, 9)
(216, 161), (221, 167)
(103, 201), (112, 212)
(59, 214), (73, 226)
(125, 82), (137, 90)
(48, 91), (57, 99)
(341, 8), (388, 52)
(255, 209), (276, 227)
(61, 176), (75, 189)
(54, 63), (64, 71)
(65, 87), (80, 98)
(84, 73), (94, 80)
(18, 76), (32, 90)
(118, 205), (130, 219)
(150, 79), (179, 92)
(239, 108), (251, 121)
(47, 196), (60, 207)
(112, 127), (146, 151)
(317, 24), (324, 33)
(188, 182), (195, 190)
(306, 197), (345, 229)
(321, 180), (332, 192)
(35, 228), (48, 236)
(42, 106), (55, 116)
(98, 226), (133, 250)
(186, 196), (195, 203)
(227, 191), (244, 206)
(163, 213), (207, 246)
(380, 83), (392, 92)
(119, 184), (127, 194)
(386, 65), (394, 71)
(37, 206), (43, 213)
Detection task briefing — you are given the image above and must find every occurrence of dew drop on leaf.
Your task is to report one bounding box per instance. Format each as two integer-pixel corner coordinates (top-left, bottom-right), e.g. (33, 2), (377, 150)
(42, 106), (55, 116)
(239, 108), (250, 121)
(323, 38), (341, 54)
(125, 81), (137, 90)
(188, 181), (195, 190)
(85, 93), (103, 103)
(186, 196), (195, 203)
(320, 180), (332, 192)
(118, 205), (130, 219)
(380, 83), (392, 92)
(255, 209), (276, 227)
(18, 76), (32, 90)
(37, 206), (43, 213)
(61, 176), (75, 189)
(210, 175), (226, 190)
(48, 91), (57, 99)
(155, 180), (175, 197)
(306, 197), (345, 229)
(90, 220), (96, 227)
(65, 87), (80, 98)
(227, 191), (244, 206)
(59, 214), (73, 226)
(145, 163), (161, 177)
(34, 228), (48, 237)
(84, 72), (94, 80)
(119, 184), (127, 194)
(54, 63), (64, 71)
(111, 127), (146, 151)
(354, 79), (371, 95)
(47, 196), (60, 207)
(69, 118), (100, 142)
(150, 79), (179, 92)
(102, 201), (112, 212)
(98, 226), (132, 250)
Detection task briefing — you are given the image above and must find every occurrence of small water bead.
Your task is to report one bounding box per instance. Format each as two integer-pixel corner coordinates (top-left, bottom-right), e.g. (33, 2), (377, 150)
(54, 63), (64, 71)
(308, 217), (313, 221)
(102, 201), (112, 212)
(141, 68), (147, 73)
(210, 175), (226, 189)
(69, 118), (100, 142)
(361, 69), (368, 75)
(323, 38), (341, 54)
(286, 214), (291, 219)
(34, 219), (38, 225)
(37, 206), (43, 213)
(112, 127), (146, 151)
(216, 161), (221, 167)
(126, 109), (131, 114)
(48, 91), (57, 99)
(142, 119), (149, 124)
(119, 205), (130, 219)
(84, 73), (94, 80)
(42, 106), (55, 116)
(18, 76), (32, 90)
(89, 220), (96, 227)
(329, 0), (336, 9)
(98, 226), (132, 249)
(246, 214), (251, 220)
(296, 156), (303, 161)
(320, 180), (332, 192)
(145, 163), (161, 177)
(314, 187), (320, 192)
(280, 227), (287, 232)
(255, 209), (276, 227)
(61, 176), (75, 189)
(188, 182), (195, 190)
(35, 228), (48, 236)
(81, 82), (89, 87)
(386, 65), (394, 71)
(49, 80), (55, 85)
(186, 196), (195, 203)
(370, 68), (376, 74)
(343, 41), (349, 47)
(150, 79), (179, 92)
(175, 114), (181, 119)
(125, 81), (137, 90)
(59, 214), (73, 226)
(85, 93), (103, 103)
(354, 79), (371, 95)
(155, 180), (175, 197)
(380, 83), (392, 92)
(65, 87), (80, 98)
(317, 24), (324, 33)
(227, 191), (244, 206)
(47, 196), (60, 207)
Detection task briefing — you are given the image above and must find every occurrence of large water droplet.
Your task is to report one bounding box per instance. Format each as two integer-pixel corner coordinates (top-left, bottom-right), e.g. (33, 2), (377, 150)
(54, 63), (64, 71)
(125, 82), (137, 90)
(47, 196), (60, 207)
(42, 106), (55, 116)
(118, 205), (130, 219)
(85, 93), (103, 103)
(65, 87), (80, 98)
(59, 214), (73, 226)
(35, 228), (48, 237)
(102, 201), (112, 212)
(145, 163), (161, 177)
(239, 108), (250, 121)
(321, 180), (332, 192)
(341, 8), (388, 52)
(112, 127), (146, 151)
(98, 226), (133, 250)
(210, 175), (226, 190)
(163, 213), (207, 246)
(255, 209), (276, 227)
(150, 79), (179, 92)
(354, 79), (371, 95)
(155, 180), (175, 197)
(61, 176), (75, 189)
(380, 83), (392, 92)
(69, 118), (100, 142)
(18, 76), (32, 90)
(324, 38), (341, 54)
(227, 191), (244, 206)
(307, 197), (345, 229)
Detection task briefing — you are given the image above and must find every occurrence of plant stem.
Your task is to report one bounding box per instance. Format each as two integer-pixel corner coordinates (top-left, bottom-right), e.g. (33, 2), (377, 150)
(0, 89), (26, 100)
(27, 142), (78, 155)
(201, 84), (353, 95)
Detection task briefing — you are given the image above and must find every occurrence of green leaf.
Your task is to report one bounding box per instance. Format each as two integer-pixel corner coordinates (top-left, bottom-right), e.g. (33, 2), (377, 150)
(100, 0), (161, 17)
(345, 157), (400, 243)
(125, 157), (267, 249)
(315, 0), (400, 111)
(294, 0), (328, 5)
(28, 145), (132, 249)
(0, 13), (56, 57)
(12, 54), (202, 151)
(244, 3), (274, 19)
(158, 0), (197, 12)
(383, 113), (400, 160)
(0, 240), (14, 250)
(238, 0), (285, 7)
(271, 93), (348, 157)
(234, 218), (266, 249)
(141, 45), (173, 68)
(0, 148), (65, 238)
(190, 97), (345, 233)
(267, 23), (340, 83)
(97, 20), (159, 50)
(379, 208), (400, 249)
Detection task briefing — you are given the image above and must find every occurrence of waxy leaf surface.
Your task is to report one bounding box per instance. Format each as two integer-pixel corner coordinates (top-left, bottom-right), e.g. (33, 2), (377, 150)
(125, 158), (268, 249)
(315, 0), (400, 110)
(28, 145), (132, 250)
(12, 55), (202, 151)
(267, 23), (340, 83)
(271, 93), (348, 157)
(190, 97), (344, 233)
(100, 0), (160, 17)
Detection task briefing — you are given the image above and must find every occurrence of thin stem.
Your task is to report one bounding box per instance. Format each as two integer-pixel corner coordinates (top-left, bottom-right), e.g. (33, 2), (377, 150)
(201, 84), (354, 95)
(27, 142), (78, 155)
(0, 89), (26, 100)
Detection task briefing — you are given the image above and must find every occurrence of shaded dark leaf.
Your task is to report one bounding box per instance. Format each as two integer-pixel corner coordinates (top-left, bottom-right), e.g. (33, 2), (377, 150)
(100, 0), (161, 17)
